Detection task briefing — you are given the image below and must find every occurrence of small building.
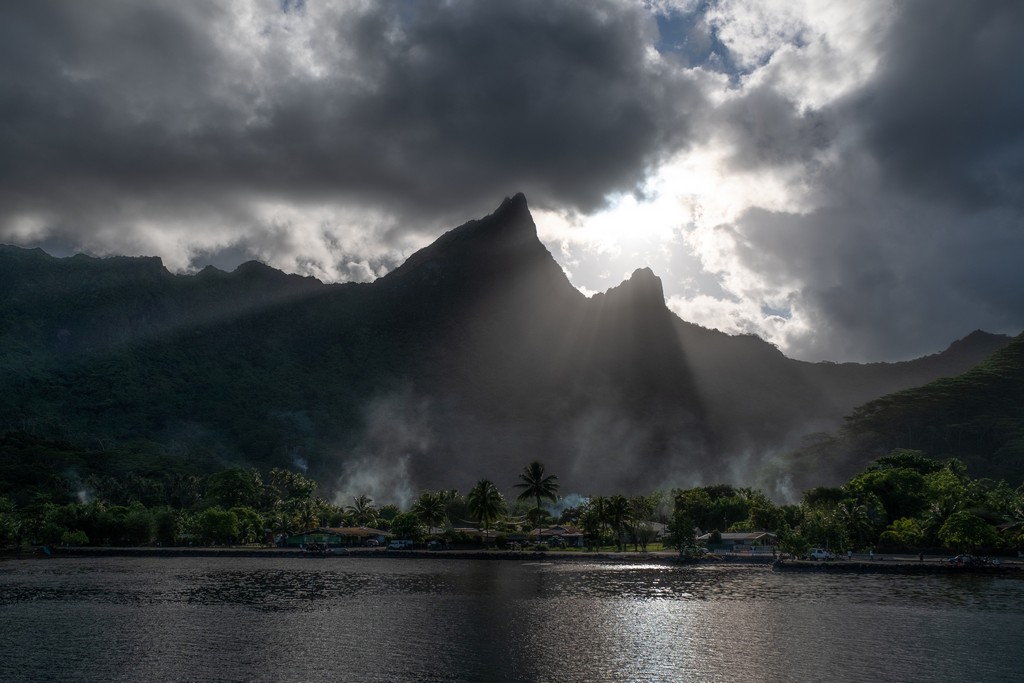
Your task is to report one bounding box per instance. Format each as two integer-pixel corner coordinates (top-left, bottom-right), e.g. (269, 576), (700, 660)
(696, 531), (778, 553)
(284, 529), (342, 548)
(284, 526), (387, 548)
(530, 525), (586, 548)
(329, 526), (389, 546)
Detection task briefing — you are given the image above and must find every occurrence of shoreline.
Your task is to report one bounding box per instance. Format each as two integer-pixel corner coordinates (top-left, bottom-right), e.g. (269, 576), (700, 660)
(12, 545), (770, 565)
(773, 558), (1023, 575)
(7, 546), (1022, 575)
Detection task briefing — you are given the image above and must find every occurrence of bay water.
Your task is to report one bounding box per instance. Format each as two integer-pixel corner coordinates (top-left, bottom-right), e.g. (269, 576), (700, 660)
(1, 557), (1021, 682)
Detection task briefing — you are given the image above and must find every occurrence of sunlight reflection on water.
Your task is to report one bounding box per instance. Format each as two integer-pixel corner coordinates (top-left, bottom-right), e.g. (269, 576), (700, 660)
(1, 557), (1022, 682)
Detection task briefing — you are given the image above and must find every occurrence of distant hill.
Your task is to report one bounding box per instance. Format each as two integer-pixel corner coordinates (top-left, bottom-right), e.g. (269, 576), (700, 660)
(0, 194), (1014, 501)
(840, 332), (1024, 483)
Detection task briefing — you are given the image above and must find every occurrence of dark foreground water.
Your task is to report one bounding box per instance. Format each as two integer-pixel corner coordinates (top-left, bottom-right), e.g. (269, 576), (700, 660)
(1, 557), (1021, 682)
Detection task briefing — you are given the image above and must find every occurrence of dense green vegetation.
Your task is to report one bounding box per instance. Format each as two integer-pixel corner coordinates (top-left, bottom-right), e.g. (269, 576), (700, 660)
(3, 203), (1022, 540)
(843, 333), (1024, 483)
(1, 229), (1015, 500)
(767, 331), (1024, 497)
(3, 451), (1021, 556)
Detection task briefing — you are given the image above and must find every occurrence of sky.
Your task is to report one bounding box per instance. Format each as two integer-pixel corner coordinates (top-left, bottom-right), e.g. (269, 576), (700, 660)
(2, 0), (1022, 362)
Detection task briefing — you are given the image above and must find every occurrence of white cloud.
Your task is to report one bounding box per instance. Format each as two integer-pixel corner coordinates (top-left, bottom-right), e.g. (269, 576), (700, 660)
(1, 0), (1021, 362)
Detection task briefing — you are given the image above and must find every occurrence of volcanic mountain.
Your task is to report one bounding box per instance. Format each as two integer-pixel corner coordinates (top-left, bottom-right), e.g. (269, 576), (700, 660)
(0, 194), (1013, 500)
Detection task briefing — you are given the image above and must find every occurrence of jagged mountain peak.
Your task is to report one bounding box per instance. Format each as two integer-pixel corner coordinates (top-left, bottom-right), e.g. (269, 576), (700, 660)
(437, 191), (537, 249)
(2, 196), (1021, 495)
(624, 267), (664, 299)
(494, 191), (530, 218)
(381, 193), (561, 294)
(590, 266), (667, 311)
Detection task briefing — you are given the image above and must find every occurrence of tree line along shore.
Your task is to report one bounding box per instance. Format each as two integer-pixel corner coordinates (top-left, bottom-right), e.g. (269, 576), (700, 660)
(3, 450), (1023, 560)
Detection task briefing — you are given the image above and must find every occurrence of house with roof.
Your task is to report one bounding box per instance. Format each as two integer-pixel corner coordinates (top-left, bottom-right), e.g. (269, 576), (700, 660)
(528, 525), (586, 548)
(696, 531), (778, 553)
(283, 526), (388, 548)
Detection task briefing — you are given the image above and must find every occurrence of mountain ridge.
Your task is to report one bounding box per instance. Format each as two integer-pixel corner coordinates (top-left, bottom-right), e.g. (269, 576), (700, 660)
(0, 195), (1016, 499)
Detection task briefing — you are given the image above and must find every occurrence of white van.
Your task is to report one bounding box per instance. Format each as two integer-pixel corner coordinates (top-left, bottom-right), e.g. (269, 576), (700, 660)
(808, 548), (834, 560)
(387, 540), (414, 550)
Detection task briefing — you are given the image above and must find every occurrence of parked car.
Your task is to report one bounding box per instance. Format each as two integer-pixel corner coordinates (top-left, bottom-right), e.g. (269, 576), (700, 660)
(808, 548), (834, 561)
(387, 540), (414, 550)
(365, 539), (380, 547)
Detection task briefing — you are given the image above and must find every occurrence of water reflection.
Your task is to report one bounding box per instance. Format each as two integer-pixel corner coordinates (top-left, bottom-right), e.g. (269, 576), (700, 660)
(1, 557), (1022, 682)
(181, 567), (456, 611)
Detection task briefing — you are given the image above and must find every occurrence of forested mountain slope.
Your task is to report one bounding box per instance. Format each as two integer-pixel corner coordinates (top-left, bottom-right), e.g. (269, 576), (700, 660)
(0, 195), (1012, 499)
(843, 332), (1024, 483)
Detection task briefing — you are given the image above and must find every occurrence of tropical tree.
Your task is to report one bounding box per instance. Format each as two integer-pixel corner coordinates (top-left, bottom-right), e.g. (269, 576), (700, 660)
(514, 461), (559, 546)
(879, 517), (925, 547)
(376, 504), (401, 530)
(389, 511), (424, 541)
(61, 529), (90, 546)
(323, 502), (348, 527)
(230, 506), (265, 544)
(296, 498), (322, 531)
(266, 468), (317, 506)
(153, 507), (180, 546)
(206, 467), (264, 509)
(800, 506), (848, 551)
(777, 527), (811, 558)
(579, 496), (609, 549)
(0, 498), (22, 547)
(938, 510), (998, 551)
(838, 501), (877, 550)
(666, 492), (698, 551)
(438, 489), (466, 528)
(607, 494), (631, 551)
(122, 503), (155, 546)
(197, 507), (239, 545)
(467, 479), (505, 542)
(346, 495), (378, 527)
(629, 495), (655, 550)
(412, 491), (448, 533)
(165, 473), (203, 509)
(268, 504), (296, 545)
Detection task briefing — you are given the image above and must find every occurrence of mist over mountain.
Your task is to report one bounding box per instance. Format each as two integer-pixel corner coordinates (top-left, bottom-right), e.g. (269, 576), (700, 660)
(0, 195), (1013, 503)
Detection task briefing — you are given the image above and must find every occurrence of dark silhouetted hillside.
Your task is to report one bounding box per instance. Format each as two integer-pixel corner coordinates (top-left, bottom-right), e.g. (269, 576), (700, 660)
(0, 195), (1014, 499)
(841, 332), (1024, 483)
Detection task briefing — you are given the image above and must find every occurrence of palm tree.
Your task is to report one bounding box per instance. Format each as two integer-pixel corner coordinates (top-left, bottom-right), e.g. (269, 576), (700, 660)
(629, 495), (655, 551)
(412, 491), (448, 533)
(438, 489), (466, 528)
(346, 494), (377, 527)
(296, 498), (320, 531)
(514, 461), (559, 546)
(607, 494), (631, 551)
(268, 504), (296, 546)
(839, 501), (875, 550)
(467, 479), (505, 543)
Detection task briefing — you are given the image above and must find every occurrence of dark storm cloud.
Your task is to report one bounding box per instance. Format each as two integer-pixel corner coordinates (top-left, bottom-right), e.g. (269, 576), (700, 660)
(709, 0), (1024, 361)
(852, 0), (1024, 210)
(0, 0), (705, 255)
(337, 1), (703, 215)
(717, 84), (836, 171)
(732, 199), (1024, 362)
(2, 0), (1022, 362)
